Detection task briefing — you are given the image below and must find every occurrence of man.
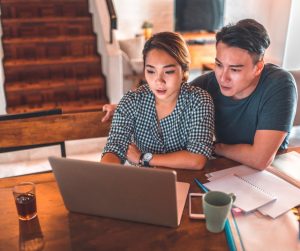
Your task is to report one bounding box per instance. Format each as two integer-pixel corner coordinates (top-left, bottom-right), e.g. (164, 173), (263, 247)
(102, 19), (298, 170)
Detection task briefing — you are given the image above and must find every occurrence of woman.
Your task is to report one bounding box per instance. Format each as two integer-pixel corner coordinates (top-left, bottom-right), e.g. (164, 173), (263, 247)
(101, 32), (214, 170)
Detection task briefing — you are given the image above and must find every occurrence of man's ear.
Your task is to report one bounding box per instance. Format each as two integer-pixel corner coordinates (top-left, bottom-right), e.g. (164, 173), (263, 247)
(255, 60), (264, 76)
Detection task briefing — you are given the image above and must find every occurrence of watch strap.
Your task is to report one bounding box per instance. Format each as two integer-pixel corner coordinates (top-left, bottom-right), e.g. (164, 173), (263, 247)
(143, 159), (150, 167)
(139, 153), (144, 166)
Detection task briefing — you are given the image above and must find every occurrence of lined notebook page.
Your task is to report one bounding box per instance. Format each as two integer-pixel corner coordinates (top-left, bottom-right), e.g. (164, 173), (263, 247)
(204, 174), (277, 213)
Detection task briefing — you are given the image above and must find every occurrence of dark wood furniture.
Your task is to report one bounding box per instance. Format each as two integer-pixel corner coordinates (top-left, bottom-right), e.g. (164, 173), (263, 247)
(202, 62), (215, 72)
(181, 32), (216, 70)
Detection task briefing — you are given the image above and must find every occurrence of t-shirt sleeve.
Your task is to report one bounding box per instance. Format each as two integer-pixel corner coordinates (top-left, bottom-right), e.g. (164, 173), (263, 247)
(186, 92), (215, 158)
(257, 76), (297, 132)
(102, 92), (136, 163)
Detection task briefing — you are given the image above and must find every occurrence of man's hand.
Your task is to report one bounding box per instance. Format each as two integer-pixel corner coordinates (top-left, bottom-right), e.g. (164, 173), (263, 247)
(101, 104), (117, 122)
(127, 143), (142, 165)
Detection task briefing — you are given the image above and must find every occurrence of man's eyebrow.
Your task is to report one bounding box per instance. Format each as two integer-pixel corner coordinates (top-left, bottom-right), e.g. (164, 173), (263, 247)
(230, 64), (244, 68)
(215, 58), (244, 68)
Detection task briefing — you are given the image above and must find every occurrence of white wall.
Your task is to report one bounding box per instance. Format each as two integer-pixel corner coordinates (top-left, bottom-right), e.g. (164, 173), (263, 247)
(89, 0), (124, 104)
(266, 0), (291, 66)
(113, 0), (174, 39)
(224, 0), (291, 66)
(283, 0), (300, 70)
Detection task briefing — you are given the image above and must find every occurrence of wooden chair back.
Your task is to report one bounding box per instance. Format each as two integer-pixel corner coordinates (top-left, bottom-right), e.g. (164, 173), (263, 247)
(0, 111), (111, 157)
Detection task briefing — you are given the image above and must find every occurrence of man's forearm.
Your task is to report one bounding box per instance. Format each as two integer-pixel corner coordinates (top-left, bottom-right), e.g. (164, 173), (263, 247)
(214, 130), (287, 170)
(214, 143), (275, 170)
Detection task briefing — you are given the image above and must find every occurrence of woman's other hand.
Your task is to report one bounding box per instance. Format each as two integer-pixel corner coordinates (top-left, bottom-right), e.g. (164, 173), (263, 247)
(101, 104), (117, 122)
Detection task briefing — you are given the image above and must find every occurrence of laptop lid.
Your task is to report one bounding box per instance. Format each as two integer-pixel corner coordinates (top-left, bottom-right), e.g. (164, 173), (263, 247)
(48, 157), (190, 227)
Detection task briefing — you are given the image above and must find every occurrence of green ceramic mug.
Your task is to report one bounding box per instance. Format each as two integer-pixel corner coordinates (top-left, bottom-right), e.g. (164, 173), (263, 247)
(203, 191), (236, 233)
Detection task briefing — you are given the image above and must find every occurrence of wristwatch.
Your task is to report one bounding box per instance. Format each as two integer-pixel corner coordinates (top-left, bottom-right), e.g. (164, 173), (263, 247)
(139, 153), (153, 167)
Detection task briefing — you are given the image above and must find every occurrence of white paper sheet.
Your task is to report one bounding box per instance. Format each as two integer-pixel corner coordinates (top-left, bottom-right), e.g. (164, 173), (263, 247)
(232, 210), (300, 251)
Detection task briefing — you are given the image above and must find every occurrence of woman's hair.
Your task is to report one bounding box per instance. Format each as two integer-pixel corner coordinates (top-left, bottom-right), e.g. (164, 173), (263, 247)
(142, 31), (190, 81)
(216, 19), (270, 64)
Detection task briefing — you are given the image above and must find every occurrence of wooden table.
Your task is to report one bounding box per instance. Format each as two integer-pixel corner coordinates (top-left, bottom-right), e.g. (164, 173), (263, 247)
(1, 148), (299, 251)
(202, 62), (215, 72)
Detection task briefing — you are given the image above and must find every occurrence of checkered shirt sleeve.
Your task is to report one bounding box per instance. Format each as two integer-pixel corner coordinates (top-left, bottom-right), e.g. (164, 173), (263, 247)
(102, 90), (138, 163)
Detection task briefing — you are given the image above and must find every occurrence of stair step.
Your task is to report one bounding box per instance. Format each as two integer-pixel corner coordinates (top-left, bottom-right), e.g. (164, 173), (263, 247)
(6, 77), (104, 92)
(1, 0), (108, 114)
(1, 0), (89, 19)
(3, 35), (97, 60)
(2, 16), (91, 24)
(4, 56), (103, 83)
(0, 0), (87, 3)
(5, 78), (107, 107)
(3, 35), (95, 44)
(7, 99), (108, 114)
(2, 17), (93, 38)
(4, 56), (101, 67)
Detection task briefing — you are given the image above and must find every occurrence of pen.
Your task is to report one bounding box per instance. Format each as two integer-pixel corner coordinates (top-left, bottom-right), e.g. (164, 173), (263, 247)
(194, 178), (208, 192)
(194, 178), (237, 251)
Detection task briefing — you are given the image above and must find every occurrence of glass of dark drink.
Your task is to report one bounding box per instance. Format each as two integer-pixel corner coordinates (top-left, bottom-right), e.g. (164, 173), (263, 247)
(13, 182), (37, 221)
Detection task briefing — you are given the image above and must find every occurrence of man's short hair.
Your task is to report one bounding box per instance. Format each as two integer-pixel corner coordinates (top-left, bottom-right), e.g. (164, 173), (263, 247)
(216, 19), (270, 63)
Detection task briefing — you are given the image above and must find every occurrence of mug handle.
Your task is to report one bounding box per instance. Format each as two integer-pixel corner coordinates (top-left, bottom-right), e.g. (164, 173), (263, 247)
(189, 193), (205, 219)
(228, 193), (236, 203)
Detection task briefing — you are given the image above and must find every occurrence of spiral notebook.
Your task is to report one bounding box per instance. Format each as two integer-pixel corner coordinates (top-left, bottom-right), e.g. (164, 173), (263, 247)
(205, 166), (300, 218)
(204, 174), (277, 213)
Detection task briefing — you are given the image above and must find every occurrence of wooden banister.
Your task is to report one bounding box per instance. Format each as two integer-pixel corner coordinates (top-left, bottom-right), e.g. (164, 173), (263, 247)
(0, 111), (111, 149)
(106, 0), (117, 44)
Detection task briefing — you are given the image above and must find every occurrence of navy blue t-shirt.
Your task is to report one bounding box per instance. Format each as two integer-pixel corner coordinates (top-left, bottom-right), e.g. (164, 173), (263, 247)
(190, 64), (298, 150)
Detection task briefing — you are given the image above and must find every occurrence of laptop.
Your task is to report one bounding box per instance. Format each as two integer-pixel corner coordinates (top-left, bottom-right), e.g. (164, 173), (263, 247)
(48, 157), (190, 227)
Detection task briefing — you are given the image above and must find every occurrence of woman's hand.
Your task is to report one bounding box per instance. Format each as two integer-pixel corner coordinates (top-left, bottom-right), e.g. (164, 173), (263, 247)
(101, 104), (117, 122)
(127, 143), (142, 165)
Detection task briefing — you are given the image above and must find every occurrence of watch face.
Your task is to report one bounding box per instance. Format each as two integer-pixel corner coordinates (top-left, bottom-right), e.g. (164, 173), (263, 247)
(143, 153), (153, 162)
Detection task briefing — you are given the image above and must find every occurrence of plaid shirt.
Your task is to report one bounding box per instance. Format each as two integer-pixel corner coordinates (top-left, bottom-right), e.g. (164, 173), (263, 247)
(103, 82), (215, 164)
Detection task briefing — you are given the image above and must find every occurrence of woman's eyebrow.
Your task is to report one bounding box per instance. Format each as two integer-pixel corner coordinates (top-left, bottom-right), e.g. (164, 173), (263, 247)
(145, 64), (177, 68)
(163, 64), (177, 68)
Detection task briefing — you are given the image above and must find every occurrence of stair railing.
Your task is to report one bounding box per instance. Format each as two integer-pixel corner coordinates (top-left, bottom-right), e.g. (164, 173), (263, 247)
(106, 0), (117, 44)
(89, 0), (124, 103)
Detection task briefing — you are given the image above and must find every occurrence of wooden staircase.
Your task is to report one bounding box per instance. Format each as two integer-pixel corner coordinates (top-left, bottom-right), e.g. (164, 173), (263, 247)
(0, 0), (108, 113)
